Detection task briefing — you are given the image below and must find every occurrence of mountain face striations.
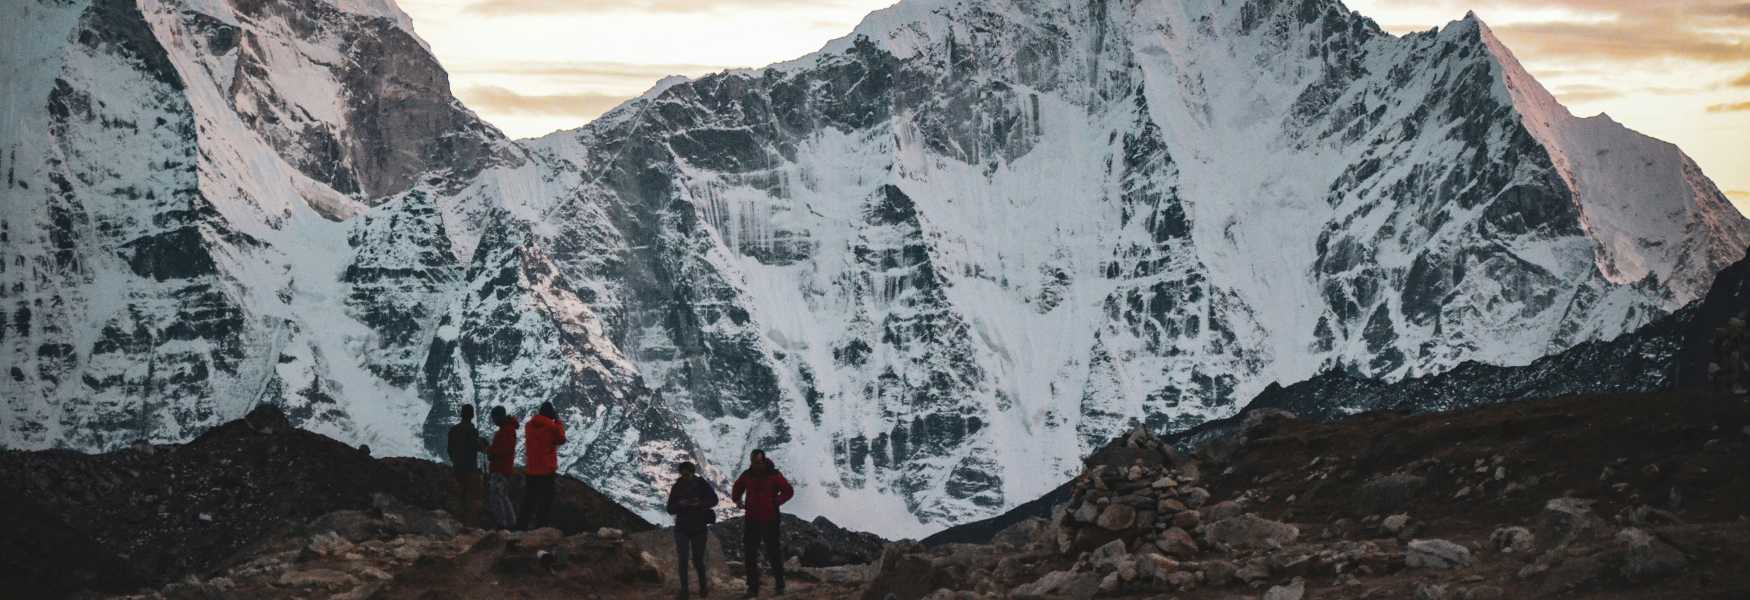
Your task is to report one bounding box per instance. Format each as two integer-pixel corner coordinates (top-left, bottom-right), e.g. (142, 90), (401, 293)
(2, 0), (1746, 534)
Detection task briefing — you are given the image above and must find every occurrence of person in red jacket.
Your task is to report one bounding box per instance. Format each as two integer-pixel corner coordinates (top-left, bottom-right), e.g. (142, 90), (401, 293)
(731, 449), (793, 597)
(484, 406), (519, 529)
(516, 402), (567, 530)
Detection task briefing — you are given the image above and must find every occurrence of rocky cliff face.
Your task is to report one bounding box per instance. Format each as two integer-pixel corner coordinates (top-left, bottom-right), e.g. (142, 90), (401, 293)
(2, 0), (1747, 535)
(524, 0), (1750, 533)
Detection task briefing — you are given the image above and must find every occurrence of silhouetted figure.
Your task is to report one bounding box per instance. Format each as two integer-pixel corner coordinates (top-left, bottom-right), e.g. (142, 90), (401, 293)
(731, 450), (793, 597)
(667, 461), (719, 599)
(516, 402), (566, 530)
(485, 406), (519, 529)
(446, 404), (488, 526)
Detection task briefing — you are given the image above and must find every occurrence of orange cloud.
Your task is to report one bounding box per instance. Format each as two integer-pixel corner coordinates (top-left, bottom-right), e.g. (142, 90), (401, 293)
(1399, 0), (1750, 64)
(448, 61), (725, 84)
(1552, 84), (1623, 103)
(1727, 191), (1750, 214)
(1734, 72), (1750, 87)
(1707, 101), (1750, 113)
(457, 86), (631, 117)
(466, 0), (823, 16)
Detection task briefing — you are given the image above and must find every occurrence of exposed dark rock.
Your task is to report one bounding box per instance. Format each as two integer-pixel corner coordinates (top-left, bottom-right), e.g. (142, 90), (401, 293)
(713, 513), (886, 568)
(0, 406), (649, 597)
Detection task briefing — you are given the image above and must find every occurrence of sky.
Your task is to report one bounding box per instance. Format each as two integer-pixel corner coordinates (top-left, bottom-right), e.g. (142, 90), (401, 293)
(397, 0), (1750, 214)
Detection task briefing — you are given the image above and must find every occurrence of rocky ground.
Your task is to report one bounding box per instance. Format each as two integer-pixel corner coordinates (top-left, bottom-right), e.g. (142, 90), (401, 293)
(862, 389), (1750, 599)
(0, 405), (651, 598)
(8, 389), (1749, 599)
(106, 496), (877, 600)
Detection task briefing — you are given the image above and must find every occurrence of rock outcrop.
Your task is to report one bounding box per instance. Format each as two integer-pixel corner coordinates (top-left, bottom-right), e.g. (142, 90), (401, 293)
(0, 406), (650, 597)
(852, 388), (1750, 599)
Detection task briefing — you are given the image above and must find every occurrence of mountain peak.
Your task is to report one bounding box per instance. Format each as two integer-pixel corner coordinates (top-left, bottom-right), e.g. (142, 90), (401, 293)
(5, 0), (1747, 539)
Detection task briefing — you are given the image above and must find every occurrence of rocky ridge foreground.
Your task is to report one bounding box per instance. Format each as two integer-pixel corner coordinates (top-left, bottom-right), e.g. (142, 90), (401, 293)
(69, 386), (1750, 600)
(858, 389), (1750, 599)
(0, 405), (652, 598)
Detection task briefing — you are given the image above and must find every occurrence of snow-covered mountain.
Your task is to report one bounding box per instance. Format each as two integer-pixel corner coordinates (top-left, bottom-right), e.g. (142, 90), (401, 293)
(3, 0), (1746, 535)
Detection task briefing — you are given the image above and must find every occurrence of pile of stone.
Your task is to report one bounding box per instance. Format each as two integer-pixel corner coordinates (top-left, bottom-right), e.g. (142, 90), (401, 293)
(1052, 428), (1212, 558)
(1011, 428), (1405, 597)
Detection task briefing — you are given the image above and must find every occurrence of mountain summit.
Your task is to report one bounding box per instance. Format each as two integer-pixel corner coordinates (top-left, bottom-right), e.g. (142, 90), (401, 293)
(2, 0), (1746, 535)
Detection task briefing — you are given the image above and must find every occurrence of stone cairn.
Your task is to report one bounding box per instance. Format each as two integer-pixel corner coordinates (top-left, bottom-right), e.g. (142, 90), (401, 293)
(1056, 428), (1208, 560)
(1026, 427), (1390, 598)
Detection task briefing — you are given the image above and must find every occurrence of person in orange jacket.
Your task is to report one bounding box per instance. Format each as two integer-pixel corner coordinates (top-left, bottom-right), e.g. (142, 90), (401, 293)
(516, 402), (567, 530)
(731, 450), (793, 597)
(484, 406), (519, 529)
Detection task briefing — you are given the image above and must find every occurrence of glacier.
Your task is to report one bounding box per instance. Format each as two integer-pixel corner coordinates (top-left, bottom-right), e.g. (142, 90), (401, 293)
(2, 0), (1746, 537)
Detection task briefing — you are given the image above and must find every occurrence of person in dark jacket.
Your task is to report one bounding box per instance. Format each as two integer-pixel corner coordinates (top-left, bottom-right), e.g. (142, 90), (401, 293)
(446, 404), (488, 526)
(516, 402), (567, 530)
(484, 406), (519, 530)
(731, 450), (793, 597)
(666, 461), (719, 599)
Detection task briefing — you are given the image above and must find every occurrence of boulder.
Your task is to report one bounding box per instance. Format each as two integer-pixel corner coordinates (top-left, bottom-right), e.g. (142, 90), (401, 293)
(1202, 500), (1243, 522)
(1615, 528), (1686, 581)
(992, 517), (1047, 549)
(1489, 526), (1535, 554)
(1355, 473), (1427, 513)
(1382, 514), (1411, 535)
(1134, 553), (1178, 581)
(1171, 509), (1201, 530)
(1406, 539), (1473, 570)
(1098, 571), (1121, 594)
(1164, 570), (1198, 590)
(1539, 498), (1598, 549)
(1202, 514), (1299, 550)
(1182, 487), (1211, 508)
(1158, 527), (1200, 558)
(1087, 539), (1129, 571)
(1235, 559), (1271, 584)
(1199, 559), (1237, 587)
(1262, 577), (1306, 600)
(1415, 582), (1451, 600)
(1013, 570), (1100, 600)
(857, 543), (947, 600)
(1096, 504), (1138, 531)
(1073, 502), (1100, 524)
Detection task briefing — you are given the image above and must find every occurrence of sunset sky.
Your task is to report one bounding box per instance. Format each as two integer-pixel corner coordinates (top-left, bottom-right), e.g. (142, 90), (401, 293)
(397, 0), (1750, 214)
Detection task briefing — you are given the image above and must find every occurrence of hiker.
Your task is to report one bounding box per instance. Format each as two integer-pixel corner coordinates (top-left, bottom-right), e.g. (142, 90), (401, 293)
(485, 406), (519, 529)
(731, 450), (793, 597)
(517, 402), (567, 530)
(666, 461), (719, 599)
(446, 404), (488, 526)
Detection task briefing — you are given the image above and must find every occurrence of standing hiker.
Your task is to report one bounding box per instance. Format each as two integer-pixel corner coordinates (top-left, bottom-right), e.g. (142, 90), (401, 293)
(485, 406), (520, 529)
(446, 404), (488, 526)
(517, 402), (567, 530)
(666, 461), (719, 599)
(731, 450), (792, 597)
